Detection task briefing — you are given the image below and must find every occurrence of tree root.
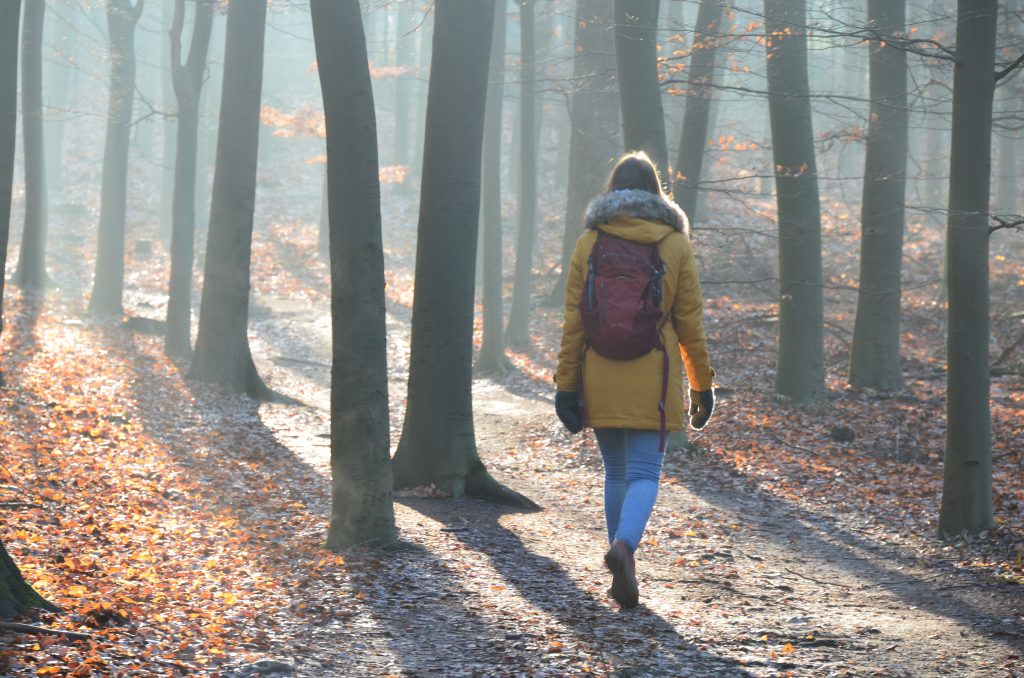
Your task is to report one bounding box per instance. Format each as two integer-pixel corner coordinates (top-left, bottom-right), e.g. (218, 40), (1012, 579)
(466, 466), (540, 511)
(0, 622), (90, 640)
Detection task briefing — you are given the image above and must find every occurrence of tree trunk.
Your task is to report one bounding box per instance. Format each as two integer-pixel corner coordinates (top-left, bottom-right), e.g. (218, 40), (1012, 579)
(475, 1), (512, 376)
(672, 0), (724, 221)
(164, 0), (214, 359)
(410, 9), (432, 187)
(392, 0), (536, 509)
(938, 0), (998, 538)
(12, 0), (50, 290)
(994, 0), (1019, 215)
(505, 0), (538, 351)
(614, 0), (668, 172)
(394, 0), (415, 184)
(0, 0), (21, 386)
(764, 0), (825, 402)
(43, 0), (76, 195)
(160, 0), (177, 240)
(89, 0), (143, 317)
(0, 538), (56, 619)
(848, 0), (908, 390)
(546, 0), (621, 307)
(310, 0), (397, 551)
(318, 168), (328, 258)
(188, 0), (274, 399)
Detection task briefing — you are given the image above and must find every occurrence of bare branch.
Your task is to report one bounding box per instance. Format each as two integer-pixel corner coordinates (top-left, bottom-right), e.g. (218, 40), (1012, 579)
(989, 215), (1024, 235)
(995, 51), (1024, 83)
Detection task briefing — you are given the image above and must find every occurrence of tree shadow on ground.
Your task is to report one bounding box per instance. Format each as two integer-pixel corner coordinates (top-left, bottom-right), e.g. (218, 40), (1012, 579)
(670, 448), (1024, 648)
(108, 327), (587, 674)
(399, 496), (753, 677)
(0, 290), (46, 385)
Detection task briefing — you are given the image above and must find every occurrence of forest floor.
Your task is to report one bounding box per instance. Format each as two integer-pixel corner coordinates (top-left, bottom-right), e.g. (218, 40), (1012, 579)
(3, 141), (1024, 675)
(1, 201), (1023, 677)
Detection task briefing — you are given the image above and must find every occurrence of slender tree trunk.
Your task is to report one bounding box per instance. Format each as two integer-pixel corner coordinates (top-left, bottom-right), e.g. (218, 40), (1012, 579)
(546, 0), (621, 307)
(764, 0), (825, 402)
(994, 0), (1019, 215)
(165, 0), (213, 358)
(476, 1), (512, 375)
(672, 0), (724, 220)
(410, 9), (432, 187)
(1, 0), (22, 387)
(394, 0), (415, 191)
(939, 0), (998, 538)
(849, 0), (908, 390)
(614, 0), (668, 172)
(310, 0), (397, 551)
(392, 0), (536, 509)
(89, 0), (144, 317)
(188, 0), (274, 399)
(43, 0), (76, 195)
(160, 0), (177, 240)
(12, 0), (50, 290)
(506, 0), (538, 351)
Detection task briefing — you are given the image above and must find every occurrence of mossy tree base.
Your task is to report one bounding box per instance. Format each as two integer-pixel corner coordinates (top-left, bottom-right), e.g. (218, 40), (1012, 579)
(0, 539), (57, 619)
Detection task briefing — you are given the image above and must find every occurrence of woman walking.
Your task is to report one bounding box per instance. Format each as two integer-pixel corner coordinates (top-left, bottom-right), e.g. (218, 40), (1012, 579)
(554, 151), (716, 609)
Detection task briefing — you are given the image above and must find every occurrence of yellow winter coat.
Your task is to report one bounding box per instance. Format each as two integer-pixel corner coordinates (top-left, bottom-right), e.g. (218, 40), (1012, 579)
(555, 189), (714, 431)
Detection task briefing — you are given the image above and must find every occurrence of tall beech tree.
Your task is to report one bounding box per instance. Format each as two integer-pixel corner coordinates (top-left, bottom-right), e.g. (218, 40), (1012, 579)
(938, 0), (1000, 538)
(310, 0), (396, 550)
(849, 0), (909, 390)
(672, 0), (725, 220)
(1, 0), (53, 617)
(43, 0), (77, 195)
(614, 0), (668, 172)
(506, 0), (538, 351)
(548, 0), (621, 306)
(12, 0), (49, 290)
(1, 0), (21, 386)
(188, 0), (274, 398)
(164, 0), (214, 357)
(89, 0), (144, 317)
(392, 0), (535, 508)
(764, 0), (825, 403)
(476, 0), (512, 375)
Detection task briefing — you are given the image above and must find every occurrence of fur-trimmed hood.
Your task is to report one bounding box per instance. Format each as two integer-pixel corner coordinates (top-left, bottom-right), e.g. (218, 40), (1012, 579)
(583, 188), (689, 234)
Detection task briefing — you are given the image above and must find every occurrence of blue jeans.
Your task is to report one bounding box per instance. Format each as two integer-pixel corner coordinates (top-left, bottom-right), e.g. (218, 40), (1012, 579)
(594, 428), (665, 552)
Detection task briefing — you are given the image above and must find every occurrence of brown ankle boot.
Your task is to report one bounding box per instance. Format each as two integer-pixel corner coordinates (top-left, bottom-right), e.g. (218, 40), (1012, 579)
(604, 540), (639, 609)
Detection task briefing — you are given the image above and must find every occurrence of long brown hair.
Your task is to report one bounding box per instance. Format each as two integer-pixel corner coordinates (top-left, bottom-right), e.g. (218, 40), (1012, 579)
(604, 151), (667, 198)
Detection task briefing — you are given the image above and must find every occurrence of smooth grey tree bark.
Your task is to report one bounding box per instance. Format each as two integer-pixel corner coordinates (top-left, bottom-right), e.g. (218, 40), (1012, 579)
(848, 0), (909, 390)
(614, 0), (668, 172)
(0, 3), (53, 617)
(764, 0), (825, 403)
(164, 0), (214, 358)
(392, 0), (536, 509)
(672, 0), (724, 221)
(160, 0), (177, 240)
(188, 0), (274, 399)
(89, 0), (145, 317)
(43, 0), (77, 195)
(938, 0), (999, 538)
(1, 0), (22, 387)
(394, 0), (416, 178)
(547, 0), (621, 307)
(505, 0), (538, 351)
(994, 0), (1019, 215)
(475, 0), (512, 376)
(310, 0), (397, 551)
(12, 0), (50, 290)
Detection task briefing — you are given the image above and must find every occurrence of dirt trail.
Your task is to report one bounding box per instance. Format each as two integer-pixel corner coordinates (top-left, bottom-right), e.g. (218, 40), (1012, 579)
(246, 293), (1024, 677)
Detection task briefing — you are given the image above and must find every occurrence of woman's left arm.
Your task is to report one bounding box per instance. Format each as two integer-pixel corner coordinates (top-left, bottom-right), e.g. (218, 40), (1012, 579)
(670, 234), (715, 391)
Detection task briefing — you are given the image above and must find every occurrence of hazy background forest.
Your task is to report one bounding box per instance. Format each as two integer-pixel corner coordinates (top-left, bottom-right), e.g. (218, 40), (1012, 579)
(0, 0), (1023, 675)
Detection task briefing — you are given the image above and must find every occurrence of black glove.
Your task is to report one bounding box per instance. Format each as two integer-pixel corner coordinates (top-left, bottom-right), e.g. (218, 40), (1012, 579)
(555, 391), (584, 434)
(689, 388), (715, 430)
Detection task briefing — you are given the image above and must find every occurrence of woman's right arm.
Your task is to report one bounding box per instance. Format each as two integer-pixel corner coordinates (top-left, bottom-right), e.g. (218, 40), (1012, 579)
(554, 238), (588, 391)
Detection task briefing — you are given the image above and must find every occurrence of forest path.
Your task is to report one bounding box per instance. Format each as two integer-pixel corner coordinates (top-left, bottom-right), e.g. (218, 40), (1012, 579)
(247, 292), (1023, 677)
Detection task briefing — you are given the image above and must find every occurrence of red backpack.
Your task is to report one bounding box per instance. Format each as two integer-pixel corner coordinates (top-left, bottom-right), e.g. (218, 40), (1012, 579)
(579, 231), (671, 447)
